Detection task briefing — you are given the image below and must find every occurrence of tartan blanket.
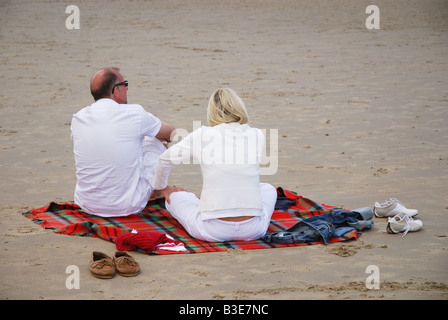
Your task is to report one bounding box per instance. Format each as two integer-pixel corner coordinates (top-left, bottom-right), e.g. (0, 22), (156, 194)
(22, 188), (361, 254)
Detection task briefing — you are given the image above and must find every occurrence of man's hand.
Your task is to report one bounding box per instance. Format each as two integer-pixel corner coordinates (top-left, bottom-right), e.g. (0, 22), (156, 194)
(160, 186), (185, 205)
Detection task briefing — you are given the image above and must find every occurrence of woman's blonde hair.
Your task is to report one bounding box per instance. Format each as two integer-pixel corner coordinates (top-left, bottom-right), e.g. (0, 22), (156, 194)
(207, 88), (249, 126)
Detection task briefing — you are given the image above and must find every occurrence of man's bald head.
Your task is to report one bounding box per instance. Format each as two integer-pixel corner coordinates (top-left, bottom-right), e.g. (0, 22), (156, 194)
(90, 67), (121, 101)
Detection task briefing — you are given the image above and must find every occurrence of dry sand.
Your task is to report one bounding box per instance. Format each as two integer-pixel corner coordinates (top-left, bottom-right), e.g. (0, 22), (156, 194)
(0, 0), (447, 300)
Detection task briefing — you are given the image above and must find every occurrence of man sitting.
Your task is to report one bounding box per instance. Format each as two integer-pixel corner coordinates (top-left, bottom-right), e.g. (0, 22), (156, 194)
(70, 67), (175, 217)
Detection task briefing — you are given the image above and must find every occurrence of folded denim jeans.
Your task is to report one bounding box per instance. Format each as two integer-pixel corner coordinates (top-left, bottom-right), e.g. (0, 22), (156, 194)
(263, 207), (374, 245)
(263, 219), (335, 245)
(347, 207), (374, 230)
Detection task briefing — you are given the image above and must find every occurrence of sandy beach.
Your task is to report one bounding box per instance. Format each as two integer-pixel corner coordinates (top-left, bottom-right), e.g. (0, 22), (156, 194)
(1, 0), (447, 300)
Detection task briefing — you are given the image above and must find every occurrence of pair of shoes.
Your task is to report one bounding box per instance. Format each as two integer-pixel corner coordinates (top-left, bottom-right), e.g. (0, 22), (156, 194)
(90, 251), (140, 279)
(374, 198), (422, 237)
(373, 198), (418, 218)
(386, 212), (423, 237)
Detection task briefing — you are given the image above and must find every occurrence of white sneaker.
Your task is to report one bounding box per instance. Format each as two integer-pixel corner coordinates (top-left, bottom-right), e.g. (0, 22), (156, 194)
(386, 212), (423, 237)
(374, 198), (418, 218)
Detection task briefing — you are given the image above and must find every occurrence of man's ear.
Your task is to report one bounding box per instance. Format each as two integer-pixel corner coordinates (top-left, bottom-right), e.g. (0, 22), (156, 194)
(111, 86), (119, 97)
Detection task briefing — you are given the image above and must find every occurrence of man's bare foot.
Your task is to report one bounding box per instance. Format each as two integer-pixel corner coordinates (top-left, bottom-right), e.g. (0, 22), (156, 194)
(160, 186), (185, 205)
(149, 189), (164, 201)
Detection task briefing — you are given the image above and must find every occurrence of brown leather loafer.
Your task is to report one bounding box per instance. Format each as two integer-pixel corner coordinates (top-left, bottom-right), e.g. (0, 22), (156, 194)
(113, 251), (140, 277)
(90, 251), (116, 279)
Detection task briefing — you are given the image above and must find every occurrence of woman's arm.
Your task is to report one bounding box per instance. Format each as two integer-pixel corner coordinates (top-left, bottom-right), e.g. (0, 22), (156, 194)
(152, 130), (195, 190)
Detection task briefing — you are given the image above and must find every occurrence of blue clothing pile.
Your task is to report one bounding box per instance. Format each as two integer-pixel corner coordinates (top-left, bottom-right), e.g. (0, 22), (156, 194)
(264, 207), (374, 245)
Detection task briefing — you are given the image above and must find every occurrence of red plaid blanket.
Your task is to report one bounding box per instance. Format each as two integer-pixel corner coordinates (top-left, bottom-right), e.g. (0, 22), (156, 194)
(22, 188), (361, 254)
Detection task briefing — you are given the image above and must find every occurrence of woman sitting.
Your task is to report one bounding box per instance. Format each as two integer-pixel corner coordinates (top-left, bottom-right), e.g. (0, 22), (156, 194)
(153, 88), (277, 242)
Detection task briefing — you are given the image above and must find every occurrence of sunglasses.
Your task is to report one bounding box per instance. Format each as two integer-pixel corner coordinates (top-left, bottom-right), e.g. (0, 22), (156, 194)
(112, 80), (128, 93)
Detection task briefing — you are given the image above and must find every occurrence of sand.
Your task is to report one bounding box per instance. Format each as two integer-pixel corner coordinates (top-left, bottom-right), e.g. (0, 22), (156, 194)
(0, 0), (447, 300)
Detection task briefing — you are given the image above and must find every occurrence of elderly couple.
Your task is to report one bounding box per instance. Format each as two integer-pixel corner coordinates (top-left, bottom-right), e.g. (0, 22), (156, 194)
(71, 68), (277, 242)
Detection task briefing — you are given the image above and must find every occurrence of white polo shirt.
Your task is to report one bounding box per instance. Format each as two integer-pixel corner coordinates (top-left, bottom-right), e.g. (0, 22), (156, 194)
(71, 98), (162, 217)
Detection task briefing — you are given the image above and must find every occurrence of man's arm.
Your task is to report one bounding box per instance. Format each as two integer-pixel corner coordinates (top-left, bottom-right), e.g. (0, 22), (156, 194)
(155, 121), (176, 143)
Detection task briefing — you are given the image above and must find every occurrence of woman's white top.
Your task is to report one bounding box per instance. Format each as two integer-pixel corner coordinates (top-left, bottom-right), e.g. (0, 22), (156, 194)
(153, 122), (265, 220)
